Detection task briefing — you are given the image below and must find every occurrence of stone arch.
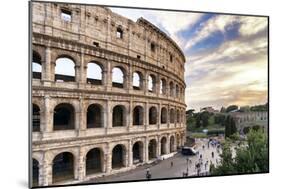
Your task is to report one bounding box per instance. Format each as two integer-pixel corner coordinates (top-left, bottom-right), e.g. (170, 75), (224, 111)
(133, 106), (144, 126)
(176, 84), (179, 98)
(32, 50), (42, 79)
(176, 109), (180, 123)
(86, 148), (104, 175)
(148, 139), (157, 160)
(87, 104), (103, 128)
(148, 74), (156, 93)
(52, 152), (75, 183)
(112, 144), (126, 169)
(87, 61), (103, 85)
(160, 78), (167, 95)
(133, 71), (143, 90)
(55, 56), (76, 82)
(170, 108), (175, 124)
(32, 158), (39, 187)
(160, 136), (167, 155)
(161, 107), (168, 124)
(170, 135), (176, 152)
(112, 66), (126, 88)
(132, 141), (144, 164)
(53, 103), (75, 130)
(169, 81), (174, 97)
(149, 106), (157, 125)
(32, 103), (40, 132)
(112, 105), (126, 127)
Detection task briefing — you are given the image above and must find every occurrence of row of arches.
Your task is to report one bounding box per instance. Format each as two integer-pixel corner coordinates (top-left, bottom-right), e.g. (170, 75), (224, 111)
(32, 51), (184, 98)
(32, 103), (185, 132)
(32, 135), (180, 186)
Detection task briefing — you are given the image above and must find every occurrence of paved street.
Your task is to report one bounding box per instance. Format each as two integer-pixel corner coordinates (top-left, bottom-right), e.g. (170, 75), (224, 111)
(86, 138), (222, 183)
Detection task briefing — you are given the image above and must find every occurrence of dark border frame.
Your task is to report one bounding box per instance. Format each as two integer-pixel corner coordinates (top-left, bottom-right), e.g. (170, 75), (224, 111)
(28, 0), (270, 188)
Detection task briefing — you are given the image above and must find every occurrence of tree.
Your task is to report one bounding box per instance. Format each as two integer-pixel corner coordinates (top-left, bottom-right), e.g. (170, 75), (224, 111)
(220, 106), (226, 113)
(225, 115), (237, 138)
(214, 114), (226, 126)
(195, 113), (201, 128)
(211, 129), (268, 175)
(186, 109), (195, 115)
(201, 111), (209, 127)
(226, 105), (238, 113)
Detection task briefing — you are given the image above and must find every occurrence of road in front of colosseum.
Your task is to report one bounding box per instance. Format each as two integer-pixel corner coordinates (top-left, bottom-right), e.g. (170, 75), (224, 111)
(85, 138), (222, 183)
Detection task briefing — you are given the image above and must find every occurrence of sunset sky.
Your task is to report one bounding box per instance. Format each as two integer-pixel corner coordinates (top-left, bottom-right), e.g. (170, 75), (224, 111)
(111, 7), (268, 112)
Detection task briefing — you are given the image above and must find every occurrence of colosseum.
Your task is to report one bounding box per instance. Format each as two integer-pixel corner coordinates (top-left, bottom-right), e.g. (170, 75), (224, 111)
(31, 2), (187, 187)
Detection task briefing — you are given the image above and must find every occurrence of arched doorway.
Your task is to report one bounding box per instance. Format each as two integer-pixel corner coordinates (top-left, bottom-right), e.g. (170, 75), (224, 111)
(149, 106), (157, 125)
(32, 159), (39, 186)
(86, 148), (103, 175)
(32, 51), (42, 79)
(112, 144), (126, 169)
(87, 104), (103, 128)
(133, 106), (144, 126)
(132, 141), (144, 164)
(161, 107), (167, 124)
(53, 103), (75, 130)
(52, 152), (74, 183)
(32, 104), (40, 132)
(148, 139), (157, 160)
(170, 136), (175, 152)
(112, 105), (126, 127)
(161, 137), (167, 155)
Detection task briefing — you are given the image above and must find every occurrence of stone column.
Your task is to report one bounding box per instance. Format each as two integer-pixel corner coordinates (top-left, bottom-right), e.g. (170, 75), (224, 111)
(128, 140), (133, 167)
(127, 65), (133, 92)
(105, 143), (112, 174)
(144, 102), (149, 130)
(157, 103), (161, 130)
(78, 147), (86, 181)
(42, 47), (52, 84)
(42, 95), (52, 136)
(167, 104), (170, 128)
(144, 137), (149, 163)
(105, 61), (112, 91)
(78, 97), (86, 136)
(127, 100), (133, 132)
(167, 135), (170, 154)
(79, 51), (86, 85)
(40, 152), (52, 186)
(105, 100), (112, 134)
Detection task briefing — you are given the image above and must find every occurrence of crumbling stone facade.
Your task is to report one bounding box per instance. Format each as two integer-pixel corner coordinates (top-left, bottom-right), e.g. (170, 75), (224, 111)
(31, 2), (187, 187)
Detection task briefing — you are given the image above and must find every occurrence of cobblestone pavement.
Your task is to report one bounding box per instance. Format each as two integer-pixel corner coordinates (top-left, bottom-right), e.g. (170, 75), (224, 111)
(85, 138), (223, 183)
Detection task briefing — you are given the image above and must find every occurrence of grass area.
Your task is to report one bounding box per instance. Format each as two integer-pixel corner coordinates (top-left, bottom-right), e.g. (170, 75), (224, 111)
(190, 132), (208, 138)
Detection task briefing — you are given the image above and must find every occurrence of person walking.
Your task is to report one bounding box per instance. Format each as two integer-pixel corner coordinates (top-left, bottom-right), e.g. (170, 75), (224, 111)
(170, 161), (174, 167)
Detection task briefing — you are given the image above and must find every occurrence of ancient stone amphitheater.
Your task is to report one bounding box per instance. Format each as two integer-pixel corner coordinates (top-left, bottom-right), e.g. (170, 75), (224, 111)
(31, 2), (186, 187)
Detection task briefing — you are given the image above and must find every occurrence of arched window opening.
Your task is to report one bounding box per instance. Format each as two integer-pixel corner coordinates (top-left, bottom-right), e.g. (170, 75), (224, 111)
(149, 107), (157, 125)
(53, 103), (75, 130)
(148, 139), (157, 160)
(133, 106), (143, 126)
(32, 51), (42, 79)
(133, 72), (142, 90)
(116, 27), (123, 39)
(86, 148), (103, 175)
(112, 67), (125, 88)
(148, 75), (156, 93)
(161, 107), (167, 124)
(55, 57), (75, 82)
(87, 62), (103, 85)
(170, 109), (175, 124)
(169, 82), (174, 97)
(133, 141), (144, 164)
(176, 84), (179, 98)
(87, 104), (103, 128)
(33, 104), (40, 132)
(170, 136), (175, 152)
(32, 159), (39, 187)
(177, 110), (180, 123)
(112, 105), (126, 127)
(160, 79), (166, 95)
(161, 137), (167, 155)
(52, 152), (74, 183)
(112, 145), (126, 169)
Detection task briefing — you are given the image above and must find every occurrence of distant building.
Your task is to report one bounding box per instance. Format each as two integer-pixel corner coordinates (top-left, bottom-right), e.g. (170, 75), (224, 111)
(200, 107), (219, 114)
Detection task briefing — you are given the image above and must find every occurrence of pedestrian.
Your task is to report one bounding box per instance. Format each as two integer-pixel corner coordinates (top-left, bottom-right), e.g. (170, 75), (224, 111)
(202, 145), (205, 150)
(211, 151), (214, 158)
(204, 162), (207, 170)
(170, 161), (174, 167)
(200, 154), (202, 159)
(146, 168), (150, 175)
